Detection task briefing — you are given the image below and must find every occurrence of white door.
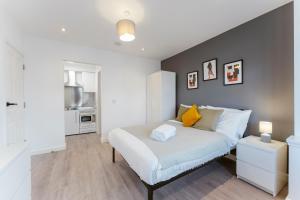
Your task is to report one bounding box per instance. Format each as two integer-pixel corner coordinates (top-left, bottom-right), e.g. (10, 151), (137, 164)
(5, 44), (25, 144)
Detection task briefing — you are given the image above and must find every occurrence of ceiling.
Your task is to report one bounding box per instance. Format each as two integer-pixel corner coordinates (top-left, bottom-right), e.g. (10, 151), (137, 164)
(3, 0), (292, 60)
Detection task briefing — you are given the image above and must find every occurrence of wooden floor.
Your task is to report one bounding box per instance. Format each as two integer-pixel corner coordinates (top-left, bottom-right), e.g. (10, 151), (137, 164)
(32, 133), (288, 200)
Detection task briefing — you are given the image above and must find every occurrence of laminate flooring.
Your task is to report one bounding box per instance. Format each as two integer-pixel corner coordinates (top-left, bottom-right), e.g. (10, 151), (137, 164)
(31, 133), (288, 200)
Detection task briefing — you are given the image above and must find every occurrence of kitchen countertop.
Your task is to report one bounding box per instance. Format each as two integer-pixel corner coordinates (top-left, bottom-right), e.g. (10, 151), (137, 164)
(65, 107), (96, 111)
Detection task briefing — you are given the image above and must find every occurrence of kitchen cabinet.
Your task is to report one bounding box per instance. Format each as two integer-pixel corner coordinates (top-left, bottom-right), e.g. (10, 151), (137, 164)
(64, 71), (69, 83)
(64, 110), (80, 135)
(82, 72), (96, 92)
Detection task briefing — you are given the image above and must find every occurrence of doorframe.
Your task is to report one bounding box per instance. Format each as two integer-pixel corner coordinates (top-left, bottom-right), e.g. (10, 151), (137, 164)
(95, 68), (103, 140)
(62, 60), (103, 139)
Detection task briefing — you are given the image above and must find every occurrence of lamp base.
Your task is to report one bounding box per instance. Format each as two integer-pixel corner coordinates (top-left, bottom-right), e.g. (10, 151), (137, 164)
(261, 133), (271, 143)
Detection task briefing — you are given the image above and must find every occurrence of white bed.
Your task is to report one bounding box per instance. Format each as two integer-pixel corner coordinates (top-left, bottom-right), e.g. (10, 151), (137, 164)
(108, 120), (236, 185)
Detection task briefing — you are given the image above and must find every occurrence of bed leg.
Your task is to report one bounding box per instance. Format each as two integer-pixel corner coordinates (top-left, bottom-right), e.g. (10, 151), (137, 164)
(147, 188), (153, 200)
(112, 147), (115, 163)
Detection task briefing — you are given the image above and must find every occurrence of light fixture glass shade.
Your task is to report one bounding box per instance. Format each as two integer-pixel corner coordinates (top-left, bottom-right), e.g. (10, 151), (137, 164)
(117, 19), (135, 42)
(259, 121), (272, 134)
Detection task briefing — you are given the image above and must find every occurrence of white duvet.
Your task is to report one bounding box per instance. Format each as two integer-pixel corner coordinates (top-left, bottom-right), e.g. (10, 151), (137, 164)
(108, 120), (235, 185)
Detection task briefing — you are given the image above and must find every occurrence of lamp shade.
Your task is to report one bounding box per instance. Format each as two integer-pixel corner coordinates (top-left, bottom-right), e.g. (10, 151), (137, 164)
(116, 19), (135, 42)
(259, 121), (272, 134)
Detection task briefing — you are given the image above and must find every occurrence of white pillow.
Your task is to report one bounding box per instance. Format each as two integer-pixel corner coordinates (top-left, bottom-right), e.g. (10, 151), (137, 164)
(206, 105), (252, 138)
(235, 110), (251, 138)
(214, 111), (243, 145)
(180, 104), (191, 108)
(180, 104), (207, 109)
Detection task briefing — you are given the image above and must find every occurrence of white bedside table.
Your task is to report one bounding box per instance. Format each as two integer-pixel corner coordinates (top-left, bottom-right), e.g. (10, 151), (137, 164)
(236, 135), (287, 196)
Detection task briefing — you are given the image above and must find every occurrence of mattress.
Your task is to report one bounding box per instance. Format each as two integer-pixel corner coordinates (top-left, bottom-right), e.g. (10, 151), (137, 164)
(108, 120), (234, 185)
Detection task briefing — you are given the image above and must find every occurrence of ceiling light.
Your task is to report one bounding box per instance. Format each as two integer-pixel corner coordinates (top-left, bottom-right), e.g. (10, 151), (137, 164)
(141, 48), (145, 51)
(61, 27), (66, 32)
(116, 19), (135, 42)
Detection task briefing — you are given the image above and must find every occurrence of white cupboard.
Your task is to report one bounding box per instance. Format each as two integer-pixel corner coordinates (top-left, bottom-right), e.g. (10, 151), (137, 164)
(237, 136), (288, 196)
(0, 142), (31, 200)
(147, 71), (176, 123)
(82, 72), (96, 92)
(64, 110), (80, 135)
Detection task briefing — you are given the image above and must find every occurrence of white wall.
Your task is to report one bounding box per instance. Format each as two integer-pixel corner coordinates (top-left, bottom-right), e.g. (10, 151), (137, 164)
(24, 36), (160, 153)
(0, 8), (23, 146)
(286, 2), (300, 200)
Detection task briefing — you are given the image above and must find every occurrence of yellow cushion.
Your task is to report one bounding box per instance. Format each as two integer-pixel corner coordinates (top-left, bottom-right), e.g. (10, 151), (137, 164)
(182, 105), (202, 127)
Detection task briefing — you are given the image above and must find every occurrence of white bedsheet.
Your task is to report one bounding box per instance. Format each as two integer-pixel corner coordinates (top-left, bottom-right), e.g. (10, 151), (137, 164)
(108, 120), (235, 185)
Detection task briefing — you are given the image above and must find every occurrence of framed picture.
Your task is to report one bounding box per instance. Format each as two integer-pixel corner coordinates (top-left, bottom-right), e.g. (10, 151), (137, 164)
(224, 60), (243, 86)
(187, 71), (198, 89)
(202, 59), (217, 81)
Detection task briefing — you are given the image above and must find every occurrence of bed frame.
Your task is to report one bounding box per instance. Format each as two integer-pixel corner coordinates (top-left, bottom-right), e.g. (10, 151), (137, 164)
(112, 147), (233, 200)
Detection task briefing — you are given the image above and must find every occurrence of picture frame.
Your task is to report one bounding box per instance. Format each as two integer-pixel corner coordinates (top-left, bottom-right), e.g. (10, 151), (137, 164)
(202, 58), (217, 81)
(187, 71), (198, 89)
(223, 59), (243, 86)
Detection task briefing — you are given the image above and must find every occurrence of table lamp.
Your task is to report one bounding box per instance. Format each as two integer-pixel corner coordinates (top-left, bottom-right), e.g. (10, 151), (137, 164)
(259, 121), (272, 143)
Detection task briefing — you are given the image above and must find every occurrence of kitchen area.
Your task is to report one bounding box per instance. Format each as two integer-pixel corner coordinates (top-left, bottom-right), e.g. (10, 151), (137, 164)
(64, 61), (101, 136)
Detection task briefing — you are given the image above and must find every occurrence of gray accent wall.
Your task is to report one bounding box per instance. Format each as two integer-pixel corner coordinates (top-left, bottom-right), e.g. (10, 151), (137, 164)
(161, 3), (293, 141)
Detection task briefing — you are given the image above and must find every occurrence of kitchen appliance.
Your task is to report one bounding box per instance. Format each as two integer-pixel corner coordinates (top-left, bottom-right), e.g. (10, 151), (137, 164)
(64, 70), (82, 87)
(79, 108), (96, 133)
(64, 70), (84, 109)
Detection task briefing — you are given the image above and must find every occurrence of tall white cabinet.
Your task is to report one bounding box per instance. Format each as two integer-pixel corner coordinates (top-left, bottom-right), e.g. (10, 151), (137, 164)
(147, 71), (176, 123)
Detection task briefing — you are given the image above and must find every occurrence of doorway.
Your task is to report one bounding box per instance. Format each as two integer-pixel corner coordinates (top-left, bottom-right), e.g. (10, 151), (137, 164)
(63, 61), (102, 138)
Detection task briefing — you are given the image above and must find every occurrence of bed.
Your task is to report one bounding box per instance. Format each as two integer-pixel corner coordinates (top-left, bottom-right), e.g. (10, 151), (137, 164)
(108, 120), (238, 200)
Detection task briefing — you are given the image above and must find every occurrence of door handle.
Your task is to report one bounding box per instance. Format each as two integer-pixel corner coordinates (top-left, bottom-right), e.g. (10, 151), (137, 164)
(6, 102), (18, 107)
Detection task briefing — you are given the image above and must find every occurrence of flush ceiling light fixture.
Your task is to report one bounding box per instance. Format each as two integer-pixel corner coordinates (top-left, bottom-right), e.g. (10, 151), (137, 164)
(116, 19), (136, 42)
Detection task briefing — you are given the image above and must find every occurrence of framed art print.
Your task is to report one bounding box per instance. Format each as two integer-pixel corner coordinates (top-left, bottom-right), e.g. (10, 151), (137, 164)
(187, 71), (198, 89)
(224, 60), (243, 86)
(202, 59), (217, 81)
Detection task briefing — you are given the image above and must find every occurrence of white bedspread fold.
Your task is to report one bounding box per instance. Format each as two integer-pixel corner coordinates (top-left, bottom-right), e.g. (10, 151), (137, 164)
(108, 128), (159, 185)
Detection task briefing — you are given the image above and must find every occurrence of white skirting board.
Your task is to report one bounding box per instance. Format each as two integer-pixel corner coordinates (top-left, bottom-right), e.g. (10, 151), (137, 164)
(31, 143), (66, 155)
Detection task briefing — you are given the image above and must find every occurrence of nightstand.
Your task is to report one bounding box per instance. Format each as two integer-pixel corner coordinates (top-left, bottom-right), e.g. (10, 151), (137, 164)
(236, 135), (288, 196)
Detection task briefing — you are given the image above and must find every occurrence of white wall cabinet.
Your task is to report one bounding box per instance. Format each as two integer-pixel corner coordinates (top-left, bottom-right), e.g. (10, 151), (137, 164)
(147, 71), (176, 123)
(64, 71), (69, 84)
(64, 110), (80, 135)
(0, 142), (31, 200)
(82, 72), (96, 92)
